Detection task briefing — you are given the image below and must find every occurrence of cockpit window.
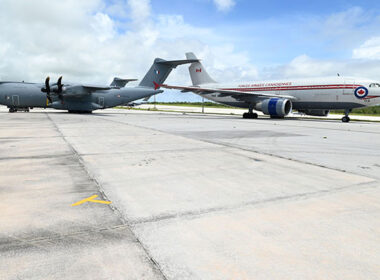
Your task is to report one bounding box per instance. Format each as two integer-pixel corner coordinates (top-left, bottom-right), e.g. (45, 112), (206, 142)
(369, 83), (380, 87)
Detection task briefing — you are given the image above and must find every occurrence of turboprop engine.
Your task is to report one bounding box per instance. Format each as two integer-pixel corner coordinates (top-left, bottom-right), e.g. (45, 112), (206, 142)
(255, 98), (292, 117)
(298, 109), (329, 116)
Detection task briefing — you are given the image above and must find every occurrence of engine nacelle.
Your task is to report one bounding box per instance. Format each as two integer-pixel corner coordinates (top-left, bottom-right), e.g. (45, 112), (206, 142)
(299, 109), (329, 116)
(256, 98), (292, 117)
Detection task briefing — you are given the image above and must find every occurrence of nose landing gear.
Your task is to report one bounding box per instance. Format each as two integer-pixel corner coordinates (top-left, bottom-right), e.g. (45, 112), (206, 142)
(342, 109), (351, 122)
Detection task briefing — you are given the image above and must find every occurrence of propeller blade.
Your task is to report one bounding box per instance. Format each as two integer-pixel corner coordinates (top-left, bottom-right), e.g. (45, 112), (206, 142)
(57, 76), (63, 101)
(44, 76), (52, 103)
(45, 76), (50, 92)
(57, 76), (63, 91)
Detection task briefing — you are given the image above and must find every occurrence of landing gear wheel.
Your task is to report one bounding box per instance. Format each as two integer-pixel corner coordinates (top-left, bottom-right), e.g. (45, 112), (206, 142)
(342, 116), (350, 123)
(68, 110), (93, 114)
(243, 112), (258, 119)
(9, 108), (15, 113)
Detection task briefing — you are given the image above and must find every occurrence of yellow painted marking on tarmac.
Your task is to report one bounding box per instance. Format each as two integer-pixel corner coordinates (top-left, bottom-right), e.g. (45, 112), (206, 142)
(71, 195), (111, 206)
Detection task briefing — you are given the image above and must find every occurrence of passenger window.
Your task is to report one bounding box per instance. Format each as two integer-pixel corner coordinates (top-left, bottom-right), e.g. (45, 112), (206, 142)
(369, 83), (380, 87)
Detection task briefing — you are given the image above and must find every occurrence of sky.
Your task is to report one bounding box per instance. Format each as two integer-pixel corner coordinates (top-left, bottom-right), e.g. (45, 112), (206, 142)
(1, 0), (380, 102)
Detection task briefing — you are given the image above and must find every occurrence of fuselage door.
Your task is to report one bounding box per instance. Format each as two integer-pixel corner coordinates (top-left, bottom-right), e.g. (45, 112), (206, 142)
(12, 95), (19, 106)
(344, 79), (355, 95)
(98, 97), (105, 107)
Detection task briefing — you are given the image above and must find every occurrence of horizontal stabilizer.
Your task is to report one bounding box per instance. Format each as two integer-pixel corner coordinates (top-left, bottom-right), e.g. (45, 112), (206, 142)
(155, 58), (199, 68)
(139, 57), (199, 88)
(143, 95), (152, 101)
(110, 78), (138, 88)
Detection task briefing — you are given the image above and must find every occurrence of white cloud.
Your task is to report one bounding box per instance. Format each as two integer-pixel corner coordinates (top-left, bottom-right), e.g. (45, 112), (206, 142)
(213, 0), (235, 12)
(128, 0), (151, 22)
(0, 0), (254, 91)
(261, 54), (380, 82)
(1, 1), (380, 103)
(91, 13), (116, 42)
(353, 37), (380, 59)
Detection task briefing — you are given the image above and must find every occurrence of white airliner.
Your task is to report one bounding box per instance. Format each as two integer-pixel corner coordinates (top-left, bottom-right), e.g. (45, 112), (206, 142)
(162, 53), (380, 122)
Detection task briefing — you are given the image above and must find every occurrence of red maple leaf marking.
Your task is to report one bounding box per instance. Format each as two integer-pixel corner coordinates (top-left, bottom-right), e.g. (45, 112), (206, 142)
(196, 68), (202, 72)
(358, 89), (365, 95)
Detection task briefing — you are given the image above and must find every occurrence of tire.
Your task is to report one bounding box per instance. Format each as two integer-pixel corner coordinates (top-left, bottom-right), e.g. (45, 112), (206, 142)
(342, 116), (350, 123)
(243, 112), (258, 119)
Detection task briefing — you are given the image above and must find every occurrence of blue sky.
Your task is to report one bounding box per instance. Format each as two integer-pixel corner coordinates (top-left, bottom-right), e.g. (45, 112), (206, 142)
(148, 0), (380, 101)
(147, 0), (380, 62)
(1, 0), (380, 102)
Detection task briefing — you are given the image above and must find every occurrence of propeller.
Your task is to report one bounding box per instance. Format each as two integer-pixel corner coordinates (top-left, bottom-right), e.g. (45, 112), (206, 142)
(41, 76), (52, 103)
(41, 76), (64, 104)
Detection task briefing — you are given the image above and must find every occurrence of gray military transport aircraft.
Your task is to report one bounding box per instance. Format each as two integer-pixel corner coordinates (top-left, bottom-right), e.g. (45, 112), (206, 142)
(0, 57), (197, 113)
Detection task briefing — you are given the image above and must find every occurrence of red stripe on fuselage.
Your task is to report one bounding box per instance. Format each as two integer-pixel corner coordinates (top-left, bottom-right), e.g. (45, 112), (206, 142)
(221, 84), (362, 92)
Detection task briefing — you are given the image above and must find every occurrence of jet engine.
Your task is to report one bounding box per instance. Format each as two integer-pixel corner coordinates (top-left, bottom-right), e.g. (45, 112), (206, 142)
(256, 98), (292, 117)
(299, 109), (329, 116)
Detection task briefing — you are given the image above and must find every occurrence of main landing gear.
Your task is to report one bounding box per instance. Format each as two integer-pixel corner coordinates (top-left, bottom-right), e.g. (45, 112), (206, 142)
(8, 107), (29, 113)
(243, 112), (258, 119)
(243, 108), (258, 119)
(342, 109), (351, 123)
(68, 110), (93, 114)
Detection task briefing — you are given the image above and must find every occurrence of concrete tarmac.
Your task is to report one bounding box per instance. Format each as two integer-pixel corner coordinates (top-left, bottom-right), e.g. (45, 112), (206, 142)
(0, 107), (379, 279)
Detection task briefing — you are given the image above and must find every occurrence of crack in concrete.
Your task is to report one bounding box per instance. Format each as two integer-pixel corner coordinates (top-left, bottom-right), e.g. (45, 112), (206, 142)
(45, 113), (169, 280)
(94, 115), (380, 181)
(0, 153), (73, 161)
(131, 180), (378, 226)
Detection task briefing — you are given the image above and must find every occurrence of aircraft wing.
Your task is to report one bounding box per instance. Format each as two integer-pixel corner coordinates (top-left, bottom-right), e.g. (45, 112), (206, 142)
(60, 85), (113, 97)
(161, 84), (297, 101)
(81, 85), (112, 91)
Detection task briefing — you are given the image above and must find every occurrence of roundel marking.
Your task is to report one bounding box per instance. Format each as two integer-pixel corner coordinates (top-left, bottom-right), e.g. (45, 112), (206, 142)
(354, 86), (368, 99)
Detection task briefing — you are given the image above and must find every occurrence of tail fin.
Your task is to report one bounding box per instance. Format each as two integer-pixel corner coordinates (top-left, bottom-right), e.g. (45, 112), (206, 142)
(139, 58), (198, 88)
(186, 52), (217, 85)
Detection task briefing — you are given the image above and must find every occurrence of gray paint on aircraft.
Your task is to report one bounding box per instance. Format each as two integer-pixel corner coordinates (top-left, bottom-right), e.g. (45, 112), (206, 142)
(0, 57), (197, 113)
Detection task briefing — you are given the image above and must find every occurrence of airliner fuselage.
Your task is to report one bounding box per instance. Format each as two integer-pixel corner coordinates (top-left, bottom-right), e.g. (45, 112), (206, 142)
(201, 77), (380, 110)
